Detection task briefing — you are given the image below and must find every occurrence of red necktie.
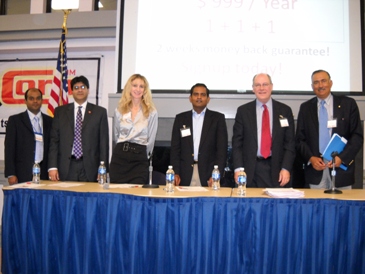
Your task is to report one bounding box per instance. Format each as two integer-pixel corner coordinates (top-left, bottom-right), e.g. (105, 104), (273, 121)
(261, 104), (271, 158)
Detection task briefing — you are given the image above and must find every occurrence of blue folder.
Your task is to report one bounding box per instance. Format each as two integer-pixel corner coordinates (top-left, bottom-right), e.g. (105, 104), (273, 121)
(322, 133), (348, 170)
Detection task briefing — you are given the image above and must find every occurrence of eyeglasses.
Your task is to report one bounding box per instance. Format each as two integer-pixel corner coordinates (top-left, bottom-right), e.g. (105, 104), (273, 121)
(73, 85), (86, 90)
(253, 83), (271, 88)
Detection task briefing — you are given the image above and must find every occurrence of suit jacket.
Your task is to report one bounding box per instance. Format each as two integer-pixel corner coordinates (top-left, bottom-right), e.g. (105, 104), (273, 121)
(232, 99), (296, 187)
(48, 102), (109, 182)
(295, 94), (363, 187)
(5, 111), (53, 183)
(170, 109), (228, 186)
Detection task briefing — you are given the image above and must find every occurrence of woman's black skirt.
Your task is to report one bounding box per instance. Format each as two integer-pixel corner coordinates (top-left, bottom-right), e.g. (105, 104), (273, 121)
(109, 142), (148, 184)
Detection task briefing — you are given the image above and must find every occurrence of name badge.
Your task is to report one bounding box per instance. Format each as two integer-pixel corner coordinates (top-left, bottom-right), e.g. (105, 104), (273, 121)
(279, 118), (289, 127)
(35, 133), (43, 142)
(327, 119), (337, 128)
(180, 126), (191, 137)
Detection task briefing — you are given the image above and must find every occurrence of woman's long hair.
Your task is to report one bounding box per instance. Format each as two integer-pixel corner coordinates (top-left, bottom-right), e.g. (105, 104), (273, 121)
(118, 74), (155, 118)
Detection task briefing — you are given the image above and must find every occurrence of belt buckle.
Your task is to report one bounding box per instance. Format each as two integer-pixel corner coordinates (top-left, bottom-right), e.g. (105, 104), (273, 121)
(123, 143), (129, 151)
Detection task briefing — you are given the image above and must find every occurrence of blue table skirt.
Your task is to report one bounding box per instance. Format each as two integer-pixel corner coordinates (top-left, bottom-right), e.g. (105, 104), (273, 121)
(2, 189), (365, 274)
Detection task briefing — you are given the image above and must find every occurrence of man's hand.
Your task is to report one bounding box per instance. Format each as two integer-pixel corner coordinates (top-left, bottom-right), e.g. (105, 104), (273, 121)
(174, 174), (181, 186)
(309, 156), (327, 171)
(278, 169), (290, 187)
(8, 176), (18, 185)
(328, 156), (342, 169)
(48, 170), (59, 181)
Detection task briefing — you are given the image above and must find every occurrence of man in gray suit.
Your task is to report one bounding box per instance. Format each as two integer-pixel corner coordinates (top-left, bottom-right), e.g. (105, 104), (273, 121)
(48, 75), (109, 182)
(232, 73), (295, 188)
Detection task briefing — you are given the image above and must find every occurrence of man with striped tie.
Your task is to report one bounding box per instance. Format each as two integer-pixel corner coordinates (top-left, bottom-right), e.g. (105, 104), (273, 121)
(5, 88), (53, 184)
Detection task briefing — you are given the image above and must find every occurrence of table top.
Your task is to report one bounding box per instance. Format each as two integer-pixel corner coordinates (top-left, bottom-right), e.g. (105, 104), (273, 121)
(3, 181), (365, 200)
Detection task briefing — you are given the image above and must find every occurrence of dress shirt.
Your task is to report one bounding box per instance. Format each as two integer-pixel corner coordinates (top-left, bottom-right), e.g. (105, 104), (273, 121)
(192, 108), (206, 161)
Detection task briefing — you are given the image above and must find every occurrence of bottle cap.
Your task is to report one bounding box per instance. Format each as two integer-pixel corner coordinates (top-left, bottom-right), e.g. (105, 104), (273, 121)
(101, 161), (104, 164)
(240, 167), (244, 171)
(214, 165), (218, 169)
(168, 165), (173, 169)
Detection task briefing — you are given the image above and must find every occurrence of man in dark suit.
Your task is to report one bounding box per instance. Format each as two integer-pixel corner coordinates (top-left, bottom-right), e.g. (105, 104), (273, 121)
(48, 75), (109, 182)
(232, 73), (295, 188)
(170, 83), (228, 187)
(296, 70), (363, 188)
(5, 88), (53, 184)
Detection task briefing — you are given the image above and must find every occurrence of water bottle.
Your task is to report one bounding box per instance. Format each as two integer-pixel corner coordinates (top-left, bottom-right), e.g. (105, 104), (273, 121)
(32, 162), (40, 184)
(212, 165), (220, 190)
(165, 165), (175, 193)
(98, 161), (107, 185)
(237, 168), (247, 196)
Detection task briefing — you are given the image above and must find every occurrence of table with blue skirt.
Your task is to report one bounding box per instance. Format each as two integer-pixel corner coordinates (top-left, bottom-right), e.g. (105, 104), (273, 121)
(2, 182), (365, 274)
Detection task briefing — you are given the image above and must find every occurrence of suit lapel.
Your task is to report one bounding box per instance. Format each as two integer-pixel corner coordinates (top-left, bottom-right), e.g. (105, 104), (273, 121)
(82, 103), (93, 128)
(21, 111), (33, 133)
(185, 111), (194, 151)
(200, 109), (212, 145)
(66, 103), (75, 131)
(248, 101), (258, 147)
(332, 94), (341, 135)
(272, 100), (280, 141)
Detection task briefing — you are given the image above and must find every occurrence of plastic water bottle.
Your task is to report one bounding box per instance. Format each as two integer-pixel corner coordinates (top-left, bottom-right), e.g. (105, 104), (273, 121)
(212, 165), (220, 190)
(165, 165), (175, 193)
(32, 162), (40, 184)
(98, 161), (107, 185)
(237, 168), (247, 196)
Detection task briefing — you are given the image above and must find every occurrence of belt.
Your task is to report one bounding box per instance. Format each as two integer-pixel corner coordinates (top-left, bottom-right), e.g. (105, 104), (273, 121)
(193, 160), (198, 164)
(256, 156), (271, 161)
(71, 155), (83, 160)
(121, 142), (145, 153)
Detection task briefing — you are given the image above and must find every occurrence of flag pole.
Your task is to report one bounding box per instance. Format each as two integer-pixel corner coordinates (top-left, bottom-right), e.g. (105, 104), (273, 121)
(59, 9), (71, 106)
(47, 10), (71, 117)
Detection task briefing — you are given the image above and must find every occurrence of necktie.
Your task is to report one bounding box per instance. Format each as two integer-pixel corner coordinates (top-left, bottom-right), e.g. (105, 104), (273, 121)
(73, 106), (83, 159)
(33, 116), (43, 163)
(319, 100), (330, 154)
(260, 104), (271, 159)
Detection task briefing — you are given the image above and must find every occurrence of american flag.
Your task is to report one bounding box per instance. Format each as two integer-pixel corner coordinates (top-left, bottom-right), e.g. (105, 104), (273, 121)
(48, 26), (69, 117)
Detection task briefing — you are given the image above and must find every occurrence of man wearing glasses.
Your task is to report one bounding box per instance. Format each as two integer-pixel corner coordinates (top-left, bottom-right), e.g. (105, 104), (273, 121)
(48, 75), (109, 182)
(295, 70), (363, 189)
(232, 73), (295, 188)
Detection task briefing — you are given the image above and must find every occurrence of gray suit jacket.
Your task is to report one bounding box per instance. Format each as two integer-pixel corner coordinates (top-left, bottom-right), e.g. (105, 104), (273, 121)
(295, 94), (363, 187)
(232, 99), (296, 187)
(48, 102), (109, 181)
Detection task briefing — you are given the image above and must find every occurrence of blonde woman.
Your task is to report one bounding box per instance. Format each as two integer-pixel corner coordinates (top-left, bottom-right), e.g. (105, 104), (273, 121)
(110, 74), (158, 184)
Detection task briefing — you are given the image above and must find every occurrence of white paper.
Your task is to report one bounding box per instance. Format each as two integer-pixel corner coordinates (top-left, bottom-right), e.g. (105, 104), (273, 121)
(264, 188), (304, 198)
(108, 184), (142, 189)
(9, 182), (46, 188)
(176, 186), (208, 192)
(49, 183), (85, 188)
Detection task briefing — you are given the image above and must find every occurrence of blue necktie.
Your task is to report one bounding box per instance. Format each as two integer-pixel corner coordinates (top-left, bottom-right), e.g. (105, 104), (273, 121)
(33, 116), (43, 163)
(73, 106), (83, 159)
(319, 100), (330, 154)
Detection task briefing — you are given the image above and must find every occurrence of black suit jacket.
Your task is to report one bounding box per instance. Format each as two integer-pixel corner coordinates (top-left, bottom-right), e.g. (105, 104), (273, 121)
(5, 111), (53, 183)
(232, 99), (296, 187)
(48, 102), (109, 182)
(295, 94), (363, 187)
(170, 109), (228, 186)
